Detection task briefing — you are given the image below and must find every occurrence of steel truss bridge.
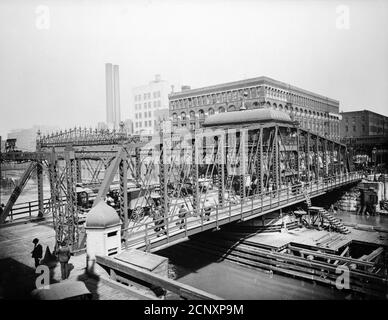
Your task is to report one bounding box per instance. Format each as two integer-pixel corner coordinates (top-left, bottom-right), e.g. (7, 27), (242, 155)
(0, 115), (362, 251)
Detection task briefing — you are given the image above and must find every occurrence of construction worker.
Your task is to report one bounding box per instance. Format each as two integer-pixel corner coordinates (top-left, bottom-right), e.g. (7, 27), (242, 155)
(31, 238), (43, 268)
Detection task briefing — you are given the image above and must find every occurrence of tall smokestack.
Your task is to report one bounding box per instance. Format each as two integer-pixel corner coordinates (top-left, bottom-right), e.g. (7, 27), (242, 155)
(113, 65), (121, 130)
(105, 63), (114, 126)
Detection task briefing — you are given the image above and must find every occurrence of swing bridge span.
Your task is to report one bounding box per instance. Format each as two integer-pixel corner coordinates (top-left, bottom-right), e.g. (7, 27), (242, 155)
(0, 109), (362, 251)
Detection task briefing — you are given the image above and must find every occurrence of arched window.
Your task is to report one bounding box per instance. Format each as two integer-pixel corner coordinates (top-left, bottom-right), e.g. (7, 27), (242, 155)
(219, 106), (225, 113)
(273, 103), (277, 109)
(181, 112), (186, 121)
(190, 111), (195, 119)
(198, 109), (205, 119)
(279, 104), (283, 110)
(172, 113), (177, 120)
(228, 105), (236, 112)
(266, 101), (271, 108)
(208, 108), (215, 115)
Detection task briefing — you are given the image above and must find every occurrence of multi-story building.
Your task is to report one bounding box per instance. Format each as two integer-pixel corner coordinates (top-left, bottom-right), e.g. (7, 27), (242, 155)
(340, 110), (388, 166)
(340, 110), (388, 138)
(7, 125), (58, 151)
(132, 75), (170, 134)
(169, 76), (341, 140)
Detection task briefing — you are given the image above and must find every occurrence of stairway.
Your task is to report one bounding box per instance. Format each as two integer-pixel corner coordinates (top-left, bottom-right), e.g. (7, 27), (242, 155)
(320, 209), (350, 234)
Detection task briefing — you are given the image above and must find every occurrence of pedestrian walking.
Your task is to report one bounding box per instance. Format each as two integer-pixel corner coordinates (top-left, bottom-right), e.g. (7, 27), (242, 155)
(58, 240), (71, 280)
(31, 238), (43, 268)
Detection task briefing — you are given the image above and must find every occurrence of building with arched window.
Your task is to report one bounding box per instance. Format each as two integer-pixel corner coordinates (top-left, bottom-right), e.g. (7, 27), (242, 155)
(169, 76), (341, 140)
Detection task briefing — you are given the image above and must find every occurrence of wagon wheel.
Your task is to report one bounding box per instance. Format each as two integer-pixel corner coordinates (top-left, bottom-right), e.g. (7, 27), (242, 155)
(132, 206), (145, 223)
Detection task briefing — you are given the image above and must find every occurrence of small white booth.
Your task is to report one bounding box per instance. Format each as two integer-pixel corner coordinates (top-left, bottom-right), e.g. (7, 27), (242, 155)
(85, 201), (122, 262)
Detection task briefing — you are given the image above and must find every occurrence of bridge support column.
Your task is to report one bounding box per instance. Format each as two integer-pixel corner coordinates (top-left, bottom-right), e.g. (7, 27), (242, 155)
(273, 126), (279, 191)
(37, 161), (44, 217)
(239, 129), (247, 200)
(217, 134), (225, 207)
(76, 159), (82, 183)
(305, 131), (310, 183)
(48, 151), (63, 245)
(323, 139), (328, 178)
(64, 147), (78, 250)
(259, 127), (264, 195)
(159, 135), (169, 219)
(192, 138), (200, 214)
(119, 156), (128, 241)
(338, 145), (343, 175)
(296, 128), (300, 182)
(134, 147), (141, 183)
(314, 136), (319, 182)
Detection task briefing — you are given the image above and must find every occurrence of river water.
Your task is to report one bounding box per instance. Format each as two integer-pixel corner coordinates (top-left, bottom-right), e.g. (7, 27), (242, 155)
(157, 240), (348, 300)
(0, 169), (51, 205)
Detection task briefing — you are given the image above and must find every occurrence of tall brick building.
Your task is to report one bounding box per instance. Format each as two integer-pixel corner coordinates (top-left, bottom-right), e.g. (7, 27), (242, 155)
(168, 76), (341, 141)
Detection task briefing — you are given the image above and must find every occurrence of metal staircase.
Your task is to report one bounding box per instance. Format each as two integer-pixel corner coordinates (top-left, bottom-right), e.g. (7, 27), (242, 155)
(320, 208), (350, 234)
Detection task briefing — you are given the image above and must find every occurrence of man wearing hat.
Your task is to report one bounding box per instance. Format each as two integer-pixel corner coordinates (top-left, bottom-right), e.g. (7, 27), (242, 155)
(31, 238), (43, 268)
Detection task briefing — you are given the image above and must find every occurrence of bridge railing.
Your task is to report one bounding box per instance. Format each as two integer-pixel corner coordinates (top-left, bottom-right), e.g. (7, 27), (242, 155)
(3, 195), (66, 223)
(3, 171), (362, 227)
(122, 171), (362, 250)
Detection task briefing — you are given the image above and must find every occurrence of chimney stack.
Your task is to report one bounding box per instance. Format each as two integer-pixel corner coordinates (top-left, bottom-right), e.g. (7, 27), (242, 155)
(105, 63), (114, 126)
(105, 63), (121, 130)
(113, 65), (121, 129)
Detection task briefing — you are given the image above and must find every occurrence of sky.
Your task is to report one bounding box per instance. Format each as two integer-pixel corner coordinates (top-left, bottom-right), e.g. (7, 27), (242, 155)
(0, 0), (387, 138)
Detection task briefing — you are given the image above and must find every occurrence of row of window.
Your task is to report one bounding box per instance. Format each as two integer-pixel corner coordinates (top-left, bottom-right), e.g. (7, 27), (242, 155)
(173, 120), (340, 139)
(170, 86), (336, 112)
(345, 125), (366, 133)
(135, 100), (162, 111)
(134, 91), (161, 102)
(171, 104), (340, 121)
(135, 111), (154, 119)
(135, 120), (157, 128)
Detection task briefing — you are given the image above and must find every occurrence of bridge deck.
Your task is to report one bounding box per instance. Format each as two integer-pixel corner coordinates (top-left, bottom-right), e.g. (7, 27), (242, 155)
(124, 173), (362, 252)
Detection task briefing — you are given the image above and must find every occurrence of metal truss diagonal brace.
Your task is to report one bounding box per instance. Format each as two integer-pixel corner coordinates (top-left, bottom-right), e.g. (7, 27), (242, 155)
(0, 162), (37, 224)
(93, 148), (125, 207)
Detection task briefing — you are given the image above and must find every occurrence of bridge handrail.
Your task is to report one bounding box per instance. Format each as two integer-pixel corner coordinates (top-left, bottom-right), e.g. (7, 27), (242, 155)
(4, 171), (362, 224)
(121, 171), (362, 249)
